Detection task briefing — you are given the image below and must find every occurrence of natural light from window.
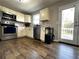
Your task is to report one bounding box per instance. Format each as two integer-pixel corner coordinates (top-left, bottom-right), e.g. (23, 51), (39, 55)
(33, 14), (40, 25)
(61, 7), (75, 40)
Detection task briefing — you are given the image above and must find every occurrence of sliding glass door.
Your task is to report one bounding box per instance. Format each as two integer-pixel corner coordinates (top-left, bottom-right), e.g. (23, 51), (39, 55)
(61, 7), (75, 41)
(59, 3), (79, 45)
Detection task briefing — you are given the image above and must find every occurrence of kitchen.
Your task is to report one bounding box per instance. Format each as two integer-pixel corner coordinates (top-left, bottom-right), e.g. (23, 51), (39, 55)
(0, 4), (54, 43)
(0, 0), (79, 59)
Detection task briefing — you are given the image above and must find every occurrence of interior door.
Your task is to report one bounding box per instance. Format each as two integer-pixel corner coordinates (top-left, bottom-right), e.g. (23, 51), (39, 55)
(59, 3), (78, 45)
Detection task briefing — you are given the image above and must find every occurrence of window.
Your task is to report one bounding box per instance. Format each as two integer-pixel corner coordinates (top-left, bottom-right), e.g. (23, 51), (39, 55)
(33, 14), (40, 25)
(61, 7), (75, 40)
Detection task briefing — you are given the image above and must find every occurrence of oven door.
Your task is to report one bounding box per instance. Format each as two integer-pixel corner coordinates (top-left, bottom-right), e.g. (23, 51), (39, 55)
(4, 26), (16, 34)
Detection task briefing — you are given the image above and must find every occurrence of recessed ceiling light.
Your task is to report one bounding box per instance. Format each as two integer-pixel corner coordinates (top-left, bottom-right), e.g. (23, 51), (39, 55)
(18, 0), (30, 3)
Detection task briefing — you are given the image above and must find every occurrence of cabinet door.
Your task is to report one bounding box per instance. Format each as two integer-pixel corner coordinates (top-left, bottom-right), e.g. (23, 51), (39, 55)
(40, 27), (45, 42)
(0, 6), (4, 12)
(17, 27), (26, 37)
(40, 8), (49, 21)
(16, 12), (25, 22)
(25, 27), (33, 38)
(0, 6), (16, 14)
(24, 15), (31, 23)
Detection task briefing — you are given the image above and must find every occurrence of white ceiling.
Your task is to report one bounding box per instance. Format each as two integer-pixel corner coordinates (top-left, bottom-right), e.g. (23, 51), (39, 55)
(0, 0), (72, 14)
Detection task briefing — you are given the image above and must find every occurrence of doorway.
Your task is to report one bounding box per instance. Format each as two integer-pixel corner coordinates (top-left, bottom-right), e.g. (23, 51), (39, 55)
(59, 3), (79, 45)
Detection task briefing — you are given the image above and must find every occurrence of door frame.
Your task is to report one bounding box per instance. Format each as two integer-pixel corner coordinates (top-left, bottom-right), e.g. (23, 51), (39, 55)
(58, 2), (79, 45)
(75, 3), (79, 45)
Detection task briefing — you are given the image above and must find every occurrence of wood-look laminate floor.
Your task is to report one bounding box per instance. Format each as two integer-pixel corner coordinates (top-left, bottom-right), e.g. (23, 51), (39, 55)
(0, 38), (79, 59)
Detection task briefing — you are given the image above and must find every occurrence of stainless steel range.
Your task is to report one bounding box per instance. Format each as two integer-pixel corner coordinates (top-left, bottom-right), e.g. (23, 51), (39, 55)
(0, 12), (17, 40)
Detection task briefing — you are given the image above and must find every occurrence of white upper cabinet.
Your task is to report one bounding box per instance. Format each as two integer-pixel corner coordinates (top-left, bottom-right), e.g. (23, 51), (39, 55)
(16, 12), (25, 22)
(40, 8), (49, 21)
(0, 6), (16, 14)
(24, 15), (31, 23)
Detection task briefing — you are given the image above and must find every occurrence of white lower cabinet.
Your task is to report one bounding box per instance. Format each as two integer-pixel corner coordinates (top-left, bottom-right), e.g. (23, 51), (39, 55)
(17, 27), (33, 38)
(25, 27), (33, 38)
(17, 27), (26, 37)
(40, 27), (45, 42)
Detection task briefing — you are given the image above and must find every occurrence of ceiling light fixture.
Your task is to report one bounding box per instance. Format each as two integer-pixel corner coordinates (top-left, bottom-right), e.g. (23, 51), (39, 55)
(18, 0), (30, 3)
